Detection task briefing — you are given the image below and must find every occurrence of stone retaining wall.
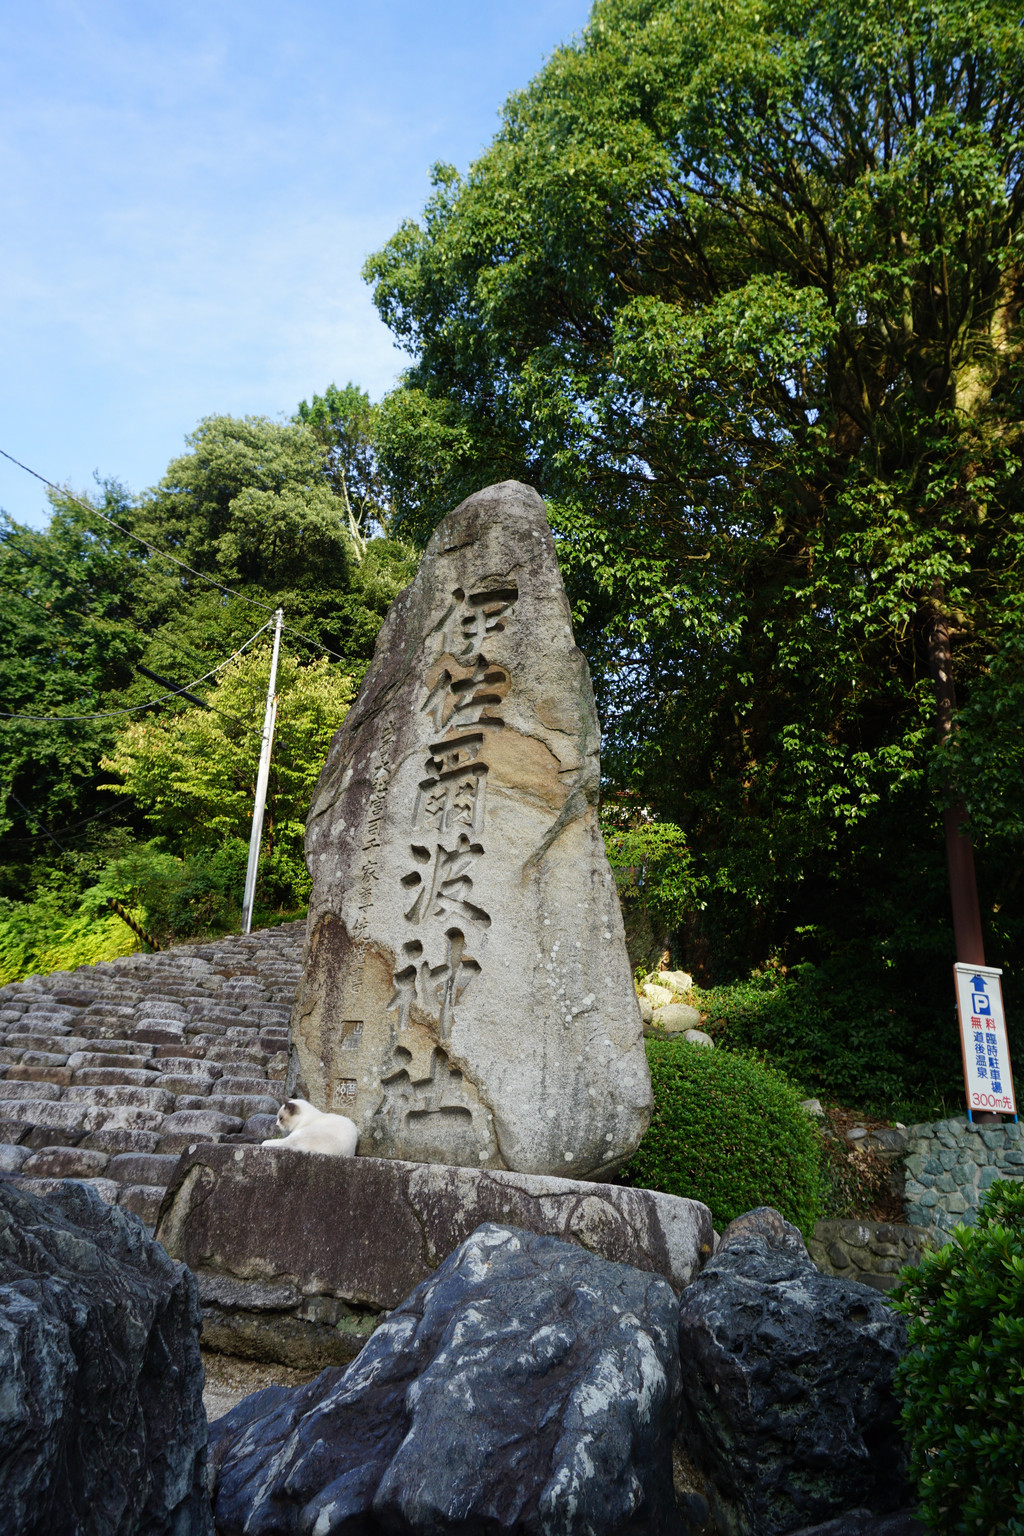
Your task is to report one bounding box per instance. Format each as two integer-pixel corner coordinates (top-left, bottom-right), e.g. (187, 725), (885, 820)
(904, 1116), (1024, 1232)
(808, 1219), (938, 1291)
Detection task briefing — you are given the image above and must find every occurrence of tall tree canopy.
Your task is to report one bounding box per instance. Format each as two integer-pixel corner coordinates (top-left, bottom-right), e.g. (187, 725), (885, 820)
(365, 0), (1024, 990)
(0, 412), (414, 923)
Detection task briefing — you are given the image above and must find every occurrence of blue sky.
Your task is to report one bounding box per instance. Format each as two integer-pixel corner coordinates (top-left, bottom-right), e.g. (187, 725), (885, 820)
(0, 0), (591, 528)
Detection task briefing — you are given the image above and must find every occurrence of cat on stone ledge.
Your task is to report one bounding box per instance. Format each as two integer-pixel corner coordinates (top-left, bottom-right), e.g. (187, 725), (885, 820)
(262, 1097), (358, 1157)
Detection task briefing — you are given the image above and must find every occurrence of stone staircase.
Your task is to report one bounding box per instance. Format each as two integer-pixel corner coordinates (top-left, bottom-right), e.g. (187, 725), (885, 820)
(0, 922), (305, 1226)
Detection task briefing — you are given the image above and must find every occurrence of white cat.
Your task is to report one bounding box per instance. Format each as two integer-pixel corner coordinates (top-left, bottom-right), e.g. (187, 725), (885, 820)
(261, 1097), (359, 1158)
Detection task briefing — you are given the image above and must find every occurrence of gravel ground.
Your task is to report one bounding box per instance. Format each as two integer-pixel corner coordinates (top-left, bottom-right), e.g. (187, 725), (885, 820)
(201, 1351), (321, 1423)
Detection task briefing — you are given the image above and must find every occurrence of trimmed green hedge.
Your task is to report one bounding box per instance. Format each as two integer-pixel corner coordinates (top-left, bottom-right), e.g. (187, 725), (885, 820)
(892, 1180), (1024, 1535)
(622, 1040), (824, 1235)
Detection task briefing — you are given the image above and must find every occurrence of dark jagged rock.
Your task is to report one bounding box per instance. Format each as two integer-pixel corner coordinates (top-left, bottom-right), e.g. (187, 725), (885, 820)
(788, 1510), (926, 1536)
(677, 1207), (909, 1536)
(210, 1222), (683, 1536)
(0, 1178), (211, 1536)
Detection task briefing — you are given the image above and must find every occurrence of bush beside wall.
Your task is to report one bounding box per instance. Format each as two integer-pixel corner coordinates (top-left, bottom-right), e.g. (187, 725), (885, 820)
(622, 1041), (824, 1235)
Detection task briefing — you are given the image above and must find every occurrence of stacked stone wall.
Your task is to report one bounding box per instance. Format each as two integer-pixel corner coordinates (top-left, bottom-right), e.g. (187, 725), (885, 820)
(807, 1218), (938, 1291)
(904, 1116), (1024, 1232)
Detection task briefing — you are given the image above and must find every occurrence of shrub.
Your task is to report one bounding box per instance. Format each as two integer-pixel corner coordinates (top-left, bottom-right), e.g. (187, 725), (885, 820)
(0, 898), (135, 985)
(694, 958), (975, 1121)
(892, 1179), (1024, 1535)
(621, 1040), (824, 1235)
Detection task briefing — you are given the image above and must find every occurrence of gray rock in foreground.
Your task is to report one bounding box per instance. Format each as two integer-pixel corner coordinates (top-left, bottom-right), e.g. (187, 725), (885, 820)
(677, 1207), (909, 1536)
(209, 1222), (683, 1536)
(0, 1178), (211, 1536)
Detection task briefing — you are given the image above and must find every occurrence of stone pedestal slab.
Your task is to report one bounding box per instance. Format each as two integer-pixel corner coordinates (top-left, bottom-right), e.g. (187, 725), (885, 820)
(155, 1145), (713, 1312)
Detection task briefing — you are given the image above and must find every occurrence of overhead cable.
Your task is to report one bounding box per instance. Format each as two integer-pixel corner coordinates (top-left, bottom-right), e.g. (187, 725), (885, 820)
(0, 446), (345, 660)
(0, 617), (273, 721)
(3, 795), (135, 841)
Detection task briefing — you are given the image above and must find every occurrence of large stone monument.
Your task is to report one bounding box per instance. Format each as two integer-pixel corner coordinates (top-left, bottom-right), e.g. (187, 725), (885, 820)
(289, 480), (651, 1178)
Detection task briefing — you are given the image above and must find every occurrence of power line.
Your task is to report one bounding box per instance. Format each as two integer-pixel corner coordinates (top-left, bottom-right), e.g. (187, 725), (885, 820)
(0, 617), (273, 721)
(0, 446), (346, 661)
(2, 795), (135, 841)
(9, 793), (65, 854)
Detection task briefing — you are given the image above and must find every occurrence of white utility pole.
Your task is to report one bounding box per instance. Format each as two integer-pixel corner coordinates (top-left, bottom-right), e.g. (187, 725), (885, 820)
(241, 608), (284, 935)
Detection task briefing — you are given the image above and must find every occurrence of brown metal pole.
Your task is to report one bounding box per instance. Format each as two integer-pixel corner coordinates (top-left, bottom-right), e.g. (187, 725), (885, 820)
(922, 583), (1000, 1121)
(942, 804), (986, 966)
(923, 583), (986, 966)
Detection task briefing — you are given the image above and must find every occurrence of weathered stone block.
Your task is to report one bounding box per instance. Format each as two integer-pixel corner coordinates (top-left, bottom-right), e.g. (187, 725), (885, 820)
(17, 1175), (120, 1205)
(92, 1105), (167, 1132)
(215, 1076), (277, 1098)
(3, 1064), (73, 1086)
(66, 1051), (149, 1070)
(203, 1093), (280, 1120)
(117, 1184), (167, 1226)
(240, 1113), (279, 1140)
(0, 1100), (102, 1133)
(107, 1152), (182, 1186)
(80, 1128), (162, 1156)
(159, 1108), (242, 1136)
(71, 1067), (163, 1088)
(291, 480), (651, 1178)
(21, 1147), (110, 1179)
(151, 1056), (222, 1079)
(63, 1084), (175, 1112)
(157, 1076), (211, 1097)
(132, 1027), (185, 1047)
(156, 1144), (713, 1310)
(0, 1080), (63, 1101)
(157, 1132), (218, 1155)
(23, 1124), (83, 1149)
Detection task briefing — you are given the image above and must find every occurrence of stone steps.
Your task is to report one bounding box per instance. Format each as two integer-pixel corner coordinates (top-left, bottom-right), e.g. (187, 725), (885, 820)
(0, 922), (304, 1227)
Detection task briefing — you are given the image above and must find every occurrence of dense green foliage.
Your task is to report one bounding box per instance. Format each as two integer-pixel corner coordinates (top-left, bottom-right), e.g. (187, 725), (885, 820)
(0, 402), (414, 964)
(621, 1039), (824, 1233)
(365, 0), (1024, 1073)
(102, 645), (353, 916)
(893, 1180), (1024, 1534)
(0, 872), (137, 986)
(604, 819), (700, 968)
(695, 963), (970, 1119)
(297, 383), (388, 551)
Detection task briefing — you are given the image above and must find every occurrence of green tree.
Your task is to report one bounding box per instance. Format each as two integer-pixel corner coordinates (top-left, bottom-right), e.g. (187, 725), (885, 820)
(136, 412), (408, 670)
(100, 644), (355, 911)
(296, 383), (388, 555)
(1, 410), (414, 932)
(0, 483), (148, 856)
(364, 0), (1024, 1021)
